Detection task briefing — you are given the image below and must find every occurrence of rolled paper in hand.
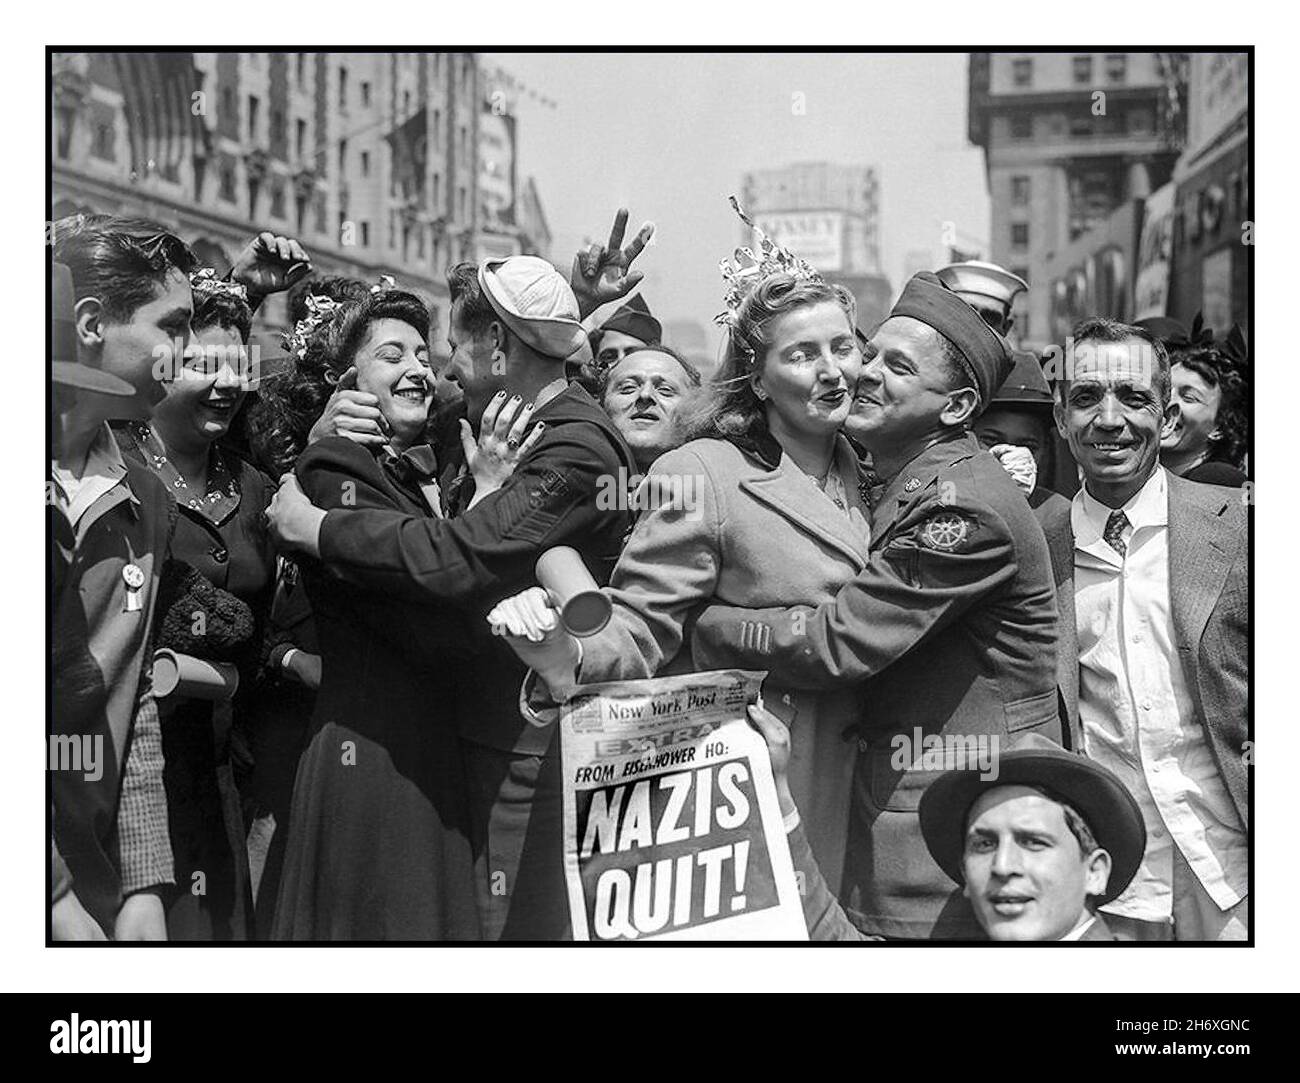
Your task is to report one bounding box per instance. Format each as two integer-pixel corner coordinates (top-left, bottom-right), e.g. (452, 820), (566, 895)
(152, 649), (240, 703)
(534, 545), (611, 638)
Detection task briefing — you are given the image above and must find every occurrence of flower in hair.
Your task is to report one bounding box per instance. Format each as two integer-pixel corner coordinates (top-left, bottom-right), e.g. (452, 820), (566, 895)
(281, 291), (341, 361)
(190, 267), (250, 304)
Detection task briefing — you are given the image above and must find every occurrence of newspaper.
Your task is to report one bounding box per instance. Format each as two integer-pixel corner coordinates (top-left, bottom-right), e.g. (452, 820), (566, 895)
(560, 669), (807, 941)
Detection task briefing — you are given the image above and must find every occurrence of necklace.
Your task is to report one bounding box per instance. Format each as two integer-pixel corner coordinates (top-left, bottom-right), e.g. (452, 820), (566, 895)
(809, 462), (848, 512)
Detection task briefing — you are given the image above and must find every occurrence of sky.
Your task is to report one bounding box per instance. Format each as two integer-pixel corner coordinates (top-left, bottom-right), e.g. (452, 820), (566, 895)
(486, 51), (991, 357)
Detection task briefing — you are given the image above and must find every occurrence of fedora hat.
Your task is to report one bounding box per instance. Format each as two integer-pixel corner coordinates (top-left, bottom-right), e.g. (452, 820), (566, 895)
(51, 261), (136, 396)
(918, 733), (1146, 905)
(479, 256), (587, 361)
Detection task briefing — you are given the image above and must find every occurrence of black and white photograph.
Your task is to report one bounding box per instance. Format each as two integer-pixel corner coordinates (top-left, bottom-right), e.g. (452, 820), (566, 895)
(11, 6), (1292, 1051)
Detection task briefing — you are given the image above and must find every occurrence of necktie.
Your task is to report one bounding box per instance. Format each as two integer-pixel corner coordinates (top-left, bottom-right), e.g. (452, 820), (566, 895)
(1103, 509), (1130, 558)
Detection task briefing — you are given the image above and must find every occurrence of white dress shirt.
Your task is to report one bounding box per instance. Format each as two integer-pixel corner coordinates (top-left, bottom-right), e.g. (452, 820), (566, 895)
(50, 422), (129, 540)
(1072, 467), (1247, 922)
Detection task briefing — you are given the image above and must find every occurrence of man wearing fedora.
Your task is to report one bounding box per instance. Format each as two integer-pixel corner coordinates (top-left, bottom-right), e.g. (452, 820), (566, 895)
(748, 707), (1142, 941)
(1048, 317), (1249, 942)
(266, 212), (654, 938)
(50, 217), (199, 941)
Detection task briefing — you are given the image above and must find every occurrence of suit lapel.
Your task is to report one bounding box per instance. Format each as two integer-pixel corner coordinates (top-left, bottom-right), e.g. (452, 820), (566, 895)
(1167, 475), (1235, 657)
(1045, 510), (1081, 745)
(739, 444), (871, 571)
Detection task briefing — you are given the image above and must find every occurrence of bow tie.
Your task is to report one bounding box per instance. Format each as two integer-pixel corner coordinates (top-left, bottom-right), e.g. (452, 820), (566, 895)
(384, 444), (439, 484)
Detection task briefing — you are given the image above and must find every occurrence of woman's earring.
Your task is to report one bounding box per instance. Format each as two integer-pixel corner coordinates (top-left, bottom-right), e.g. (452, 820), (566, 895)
(491, 347), (507, 376)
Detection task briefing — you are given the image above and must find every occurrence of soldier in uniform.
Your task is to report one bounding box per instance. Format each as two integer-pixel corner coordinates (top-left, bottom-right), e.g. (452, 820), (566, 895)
(938, 259), (1079, 502)
(687, 272), (1065, 939)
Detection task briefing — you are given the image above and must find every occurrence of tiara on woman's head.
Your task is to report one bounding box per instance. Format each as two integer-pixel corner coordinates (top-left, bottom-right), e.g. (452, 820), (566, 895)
(714, 196), (823, 329)
(190, 268), (249, 304)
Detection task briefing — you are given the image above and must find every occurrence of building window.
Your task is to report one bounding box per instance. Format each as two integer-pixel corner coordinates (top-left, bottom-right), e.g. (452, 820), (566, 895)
(1127, 107), (1153, 134)
(360, 221), (370, 247)
(361, 81), (371, 108)
(1106, 54), (1127, 84)
(360, 150), (370, 177)
(433, 172), (441, 207)
(296, 118), (307, 160)
(1012, 58), (1033, 87)
(457, 186), (466, 220)
(1073, 55), (1093, 85)
(403, 89), (411, 117)
(1010, 114), (1032, 140)
(270, 180), (285, 219)
(296, 54), (306, 89)
(338, 138), (347, 176)
(248, 95), (260, 142)
(91, 120), (115, 161)
(1011, 223), (1030, 249)
(1069, 114), (1093, 138)
(219, 164), (236, 203)
(339, 67), (348, 109)
(270, 108), (285, 146)
(222, 86), (234, 119)
(1011, 175), (1030, 206)
(314, 193), (327, 234)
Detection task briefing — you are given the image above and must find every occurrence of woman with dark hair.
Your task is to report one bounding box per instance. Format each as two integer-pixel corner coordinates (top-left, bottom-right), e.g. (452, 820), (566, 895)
(1160, 345), (1249, 486)
(492, 216), (876, 890)
(264, 286), (484, 940)
(114, 271), (276, 941)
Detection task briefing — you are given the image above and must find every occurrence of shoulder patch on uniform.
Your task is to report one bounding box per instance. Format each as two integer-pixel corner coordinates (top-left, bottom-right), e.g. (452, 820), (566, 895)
(919, 511), (973, 552)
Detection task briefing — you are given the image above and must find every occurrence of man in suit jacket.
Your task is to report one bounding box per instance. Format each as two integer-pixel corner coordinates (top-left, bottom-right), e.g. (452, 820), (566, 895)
(1047, 317), (1249, 941)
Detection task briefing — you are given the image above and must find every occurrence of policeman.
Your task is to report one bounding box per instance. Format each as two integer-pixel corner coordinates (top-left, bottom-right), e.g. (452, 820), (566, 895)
(689, 271), (1064, 939)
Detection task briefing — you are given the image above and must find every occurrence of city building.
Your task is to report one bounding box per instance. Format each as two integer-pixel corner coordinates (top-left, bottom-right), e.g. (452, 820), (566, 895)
(741, 161), (882, 276)
(967, 52), (1186, 348)
(1167, 53), (1249, 336)
(51, 51), (485, 349)
(473, 67), (553, 262)
(740, 161), (892, 334)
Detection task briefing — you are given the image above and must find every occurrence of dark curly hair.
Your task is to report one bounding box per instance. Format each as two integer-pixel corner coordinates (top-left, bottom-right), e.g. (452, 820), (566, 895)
(1168, 345), (1249, 469)
(681, 273), (856, 442)
(192, 290), (253, 345)
(247, 289), (431, 475)
(284, 273), (371, 325)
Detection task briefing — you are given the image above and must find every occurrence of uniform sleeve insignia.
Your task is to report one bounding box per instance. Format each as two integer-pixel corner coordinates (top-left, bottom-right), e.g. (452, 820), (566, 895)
(920, 511), (972, 551)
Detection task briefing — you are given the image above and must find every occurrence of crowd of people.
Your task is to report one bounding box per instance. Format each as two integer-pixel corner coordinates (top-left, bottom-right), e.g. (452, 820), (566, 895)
(50, 198), (1250, 942)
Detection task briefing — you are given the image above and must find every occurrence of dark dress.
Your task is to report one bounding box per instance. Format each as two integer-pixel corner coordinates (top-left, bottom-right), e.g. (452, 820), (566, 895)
(243, 558), (319, 937)
(116, 423), (277, 941)
(272, 437), (479, 940)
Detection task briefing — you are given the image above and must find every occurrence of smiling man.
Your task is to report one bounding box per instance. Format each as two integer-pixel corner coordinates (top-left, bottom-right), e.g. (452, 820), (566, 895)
(1047, 317), (1249, 941)
(597, 344), (701, 471)
(687, 271), (1064, 939)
